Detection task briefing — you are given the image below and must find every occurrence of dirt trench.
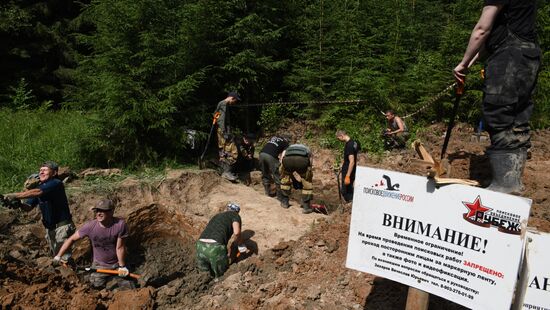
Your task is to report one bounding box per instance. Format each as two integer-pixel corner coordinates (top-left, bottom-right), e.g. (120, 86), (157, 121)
(0, 167), (330, 309)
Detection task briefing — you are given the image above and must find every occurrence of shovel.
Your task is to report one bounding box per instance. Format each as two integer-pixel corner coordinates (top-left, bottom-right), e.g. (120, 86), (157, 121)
(79, 266), (141, 279)
(199, 111), (221, 169)
(440, 80), (465, 160)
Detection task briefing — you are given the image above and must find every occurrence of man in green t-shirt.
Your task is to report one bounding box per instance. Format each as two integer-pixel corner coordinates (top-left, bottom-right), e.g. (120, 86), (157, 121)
(196, 202), (244, 278)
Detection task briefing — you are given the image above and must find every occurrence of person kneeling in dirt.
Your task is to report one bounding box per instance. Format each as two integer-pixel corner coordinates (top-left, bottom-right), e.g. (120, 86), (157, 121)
(279, 144), (314, 214)
(55, 199), (135, 290)
(196, 202), (244, 279)
(3, 161), (76, 263)
(382, 110), (409, 149)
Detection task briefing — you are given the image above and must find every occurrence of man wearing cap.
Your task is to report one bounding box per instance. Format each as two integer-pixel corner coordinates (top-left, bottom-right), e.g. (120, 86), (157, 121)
(214, 92), (241, 181)
(3, 161), (75, 262)
(196, 202), (244, 279)
(55, 199), (133, 289)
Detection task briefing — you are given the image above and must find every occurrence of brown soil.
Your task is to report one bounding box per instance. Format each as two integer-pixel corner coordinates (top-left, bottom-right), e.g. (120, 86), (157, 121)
(1, 123), (549, 309)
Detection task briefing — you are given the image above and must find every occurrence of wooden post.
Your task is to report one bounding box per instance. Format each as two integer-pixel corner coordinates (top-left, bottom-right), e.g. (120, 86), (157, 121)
(405, 287), (429, 310)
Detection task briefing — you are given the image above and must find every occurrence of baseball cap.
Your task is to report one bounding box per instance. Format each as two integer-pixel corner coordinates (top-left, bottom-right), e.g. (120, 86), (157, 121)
(227, 91), (241, 101)
(226, 202), (240, 213)
(41, 161), (59, 171)
(94, 199), (115, 211)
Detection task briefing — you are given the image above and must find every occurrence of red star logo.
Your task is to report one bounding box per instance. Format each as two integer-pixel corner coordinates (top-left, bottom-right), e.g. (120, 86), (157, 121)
(462, 196), (491, 218)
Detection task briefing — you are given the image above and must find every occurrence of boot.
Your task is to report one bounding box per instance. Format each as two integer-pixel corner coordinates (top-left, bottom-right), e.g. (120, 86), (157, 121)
(221, 162), (238, 182)
(277, 189), (290, 209)
(263, 183), (271, 196)
(486, 148), (526, 194)
(301, 199), (313, 214)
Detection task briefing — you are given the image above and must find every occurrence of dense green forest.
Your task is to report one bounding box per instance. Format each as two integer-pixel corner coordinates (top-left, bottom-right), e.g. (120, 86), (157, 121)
(0, 0), (549, 178)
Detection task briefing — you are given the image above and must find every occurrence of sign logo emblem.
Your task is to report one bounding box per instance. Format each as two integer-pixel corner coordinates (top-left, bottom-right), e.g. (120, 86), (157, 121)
(373, 175), (400, 191)
(462, 195), (522, 235)
(363, 174), (413, 203)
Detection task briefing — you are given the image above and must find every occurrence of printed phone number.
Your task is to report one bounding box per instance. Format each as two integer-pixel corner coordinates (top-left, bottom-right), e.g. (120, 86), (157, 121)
(440, 284), (474, 300)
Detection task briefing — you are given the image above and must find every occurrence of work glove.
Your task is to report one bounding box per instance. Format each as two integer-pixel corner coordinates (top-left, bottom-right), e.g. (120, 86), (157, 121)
(4, 193), (18, 200)
(1, 194), (21, 210)
(52, 256), (67, 266)
(344, 176), (351, 186)
(118, 266), (129, 277)
(235, 244), (248, 259)
(52, 256), (61, 266)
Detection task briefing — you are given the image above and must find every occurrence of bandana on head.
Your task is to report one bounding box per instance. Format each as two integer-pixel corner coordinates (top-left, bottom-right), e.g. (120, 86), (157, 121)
(227, 202), (240, 213)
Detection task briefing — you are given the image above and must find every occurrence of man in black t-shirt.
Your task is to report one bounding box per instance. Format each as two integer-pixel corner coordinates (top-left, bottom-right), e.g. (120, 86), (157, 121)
(336, 130), (360, 202)
(259, 135), (289, 196)
(453, 0), (541, 194)
(196, 202), (243, 279)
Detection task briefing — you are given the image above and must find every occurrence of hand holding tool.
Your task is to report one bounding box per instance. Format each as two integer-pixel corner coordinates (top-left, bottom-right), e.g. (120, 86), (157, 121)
(344, 176), (351, 185)
(81, 267), (141, 279)
(440, 79), (465, 160)
(118, 266), (129, 277)
(52, 256), (62, 266)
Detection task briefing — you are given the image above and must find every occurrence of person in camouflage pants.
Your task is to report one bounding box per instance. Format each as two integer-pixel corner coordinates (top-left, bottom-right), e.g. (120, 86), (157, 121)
(214, 92), (241, 181)
(196, 203), (243, 279)
(453, 0), (541, 194)
(278, 144), (314, 214)
(195, 241), (230, 279)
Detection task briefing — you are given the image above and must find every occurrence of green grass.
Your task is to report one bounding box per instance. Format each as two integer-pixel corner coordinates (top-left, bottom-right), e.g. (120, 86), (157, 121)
(0, 109), (99, 192)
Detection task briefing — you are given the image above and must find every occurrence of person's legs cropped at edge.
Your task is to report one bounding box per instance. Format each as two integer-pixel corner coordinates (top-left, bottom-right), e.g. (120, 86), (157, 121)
(483, 37), (540, 194)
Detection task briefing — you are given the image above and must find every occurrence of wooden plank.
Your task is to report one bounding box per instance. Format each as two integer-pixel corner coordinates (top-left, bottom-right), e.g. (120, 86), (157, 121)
(434, 177), (480, 187)
(412, 140), (435, 164)
(405, 287), (429, 310)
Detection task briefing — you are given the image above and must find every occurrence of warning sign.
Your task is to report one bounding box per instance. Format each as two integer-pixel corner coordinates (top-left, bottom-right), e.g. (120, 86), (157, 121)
(346, 167), (531, 310)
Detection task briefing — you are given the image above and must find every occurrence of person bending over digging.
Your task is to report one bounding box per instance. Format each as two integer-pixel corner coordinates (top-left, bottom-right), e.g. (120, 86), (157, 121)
(55, 199), (134, 290)
(196, 202), (246, 279)
(3, 161), (75, 263)
(279, 144), (314, 213)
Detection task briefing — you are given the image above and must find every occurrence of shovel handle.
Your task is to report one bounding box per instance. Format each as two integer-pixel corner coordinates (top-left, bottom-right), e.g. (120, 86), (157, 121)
(90, 268), (141, 279)
(212, 111), (221, 125)
(441, 80), (465, 160)
(456, 78), (465, 96)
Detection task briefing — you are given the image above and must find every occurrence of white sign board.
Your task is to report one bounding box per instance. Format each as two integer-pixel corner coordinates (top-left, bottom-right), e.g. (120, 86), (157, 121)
(346, 166), (531, 310)
(516, 230), (550, 310)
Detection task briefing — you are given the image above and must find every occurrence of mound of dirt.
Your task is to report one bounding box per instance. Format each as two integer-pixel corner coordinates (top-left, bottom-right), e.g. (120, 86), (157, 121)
(1, 123), (549, 309)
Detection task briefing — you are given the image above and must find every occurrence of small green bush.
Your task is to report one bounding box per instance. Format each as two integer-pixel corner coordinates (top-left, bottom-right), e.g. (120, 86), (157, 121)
(0, 109), (99, 192)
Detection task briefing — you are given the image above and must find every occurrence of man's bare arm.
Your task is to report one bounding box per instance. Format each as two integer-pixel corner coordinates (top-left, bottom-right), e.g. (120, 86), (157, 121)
(346, 154), (355, 178)
(454, 5), (503, 82)
(116, 237), (126, 267)
(9, 188), (43, 200)
(56, 231), (81, 258)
